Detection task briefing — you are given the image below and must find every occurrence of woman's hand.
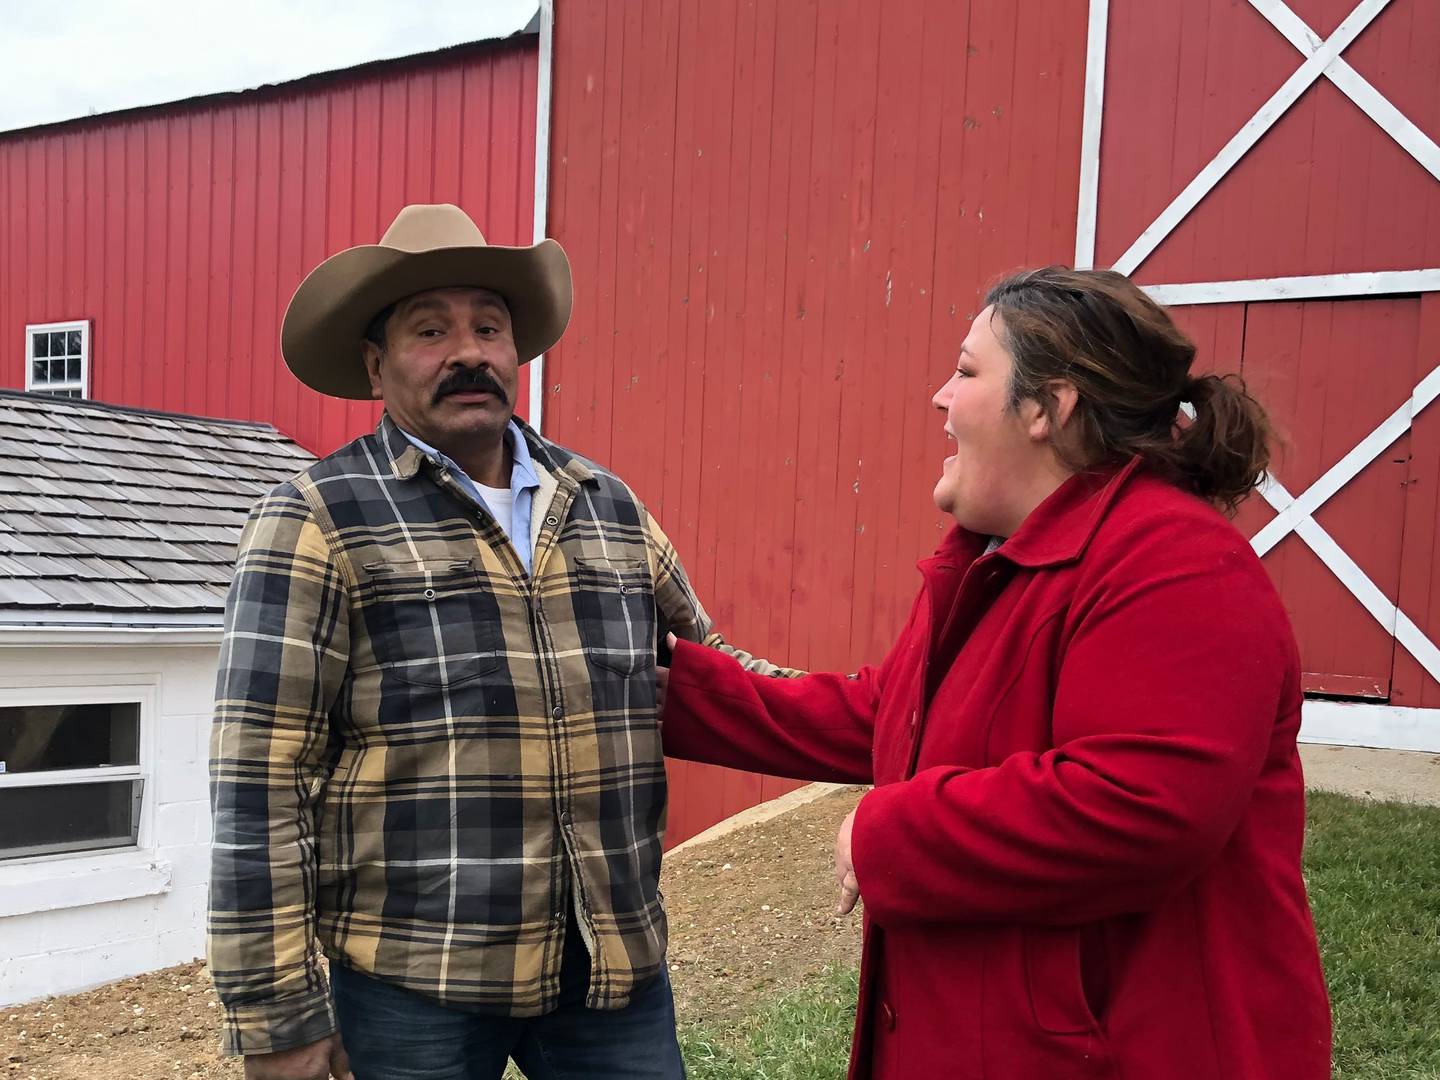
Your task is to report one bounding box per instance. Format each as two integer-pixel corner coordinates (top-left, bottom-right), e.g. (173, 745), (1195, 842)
(656, 632), (679, 715)
(835, 807), (861, 915)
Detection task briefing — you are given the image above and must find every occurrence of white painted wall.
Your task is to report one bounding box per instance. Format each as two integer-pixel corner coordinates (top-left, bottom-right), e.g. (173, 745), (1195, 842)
(0, 642), (218, 1007)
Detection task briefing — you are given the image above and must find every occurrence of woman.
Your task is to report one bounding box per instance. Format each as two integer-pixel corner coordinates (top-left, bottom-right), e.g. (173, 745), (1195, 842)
(659, 268), (1331, 1079)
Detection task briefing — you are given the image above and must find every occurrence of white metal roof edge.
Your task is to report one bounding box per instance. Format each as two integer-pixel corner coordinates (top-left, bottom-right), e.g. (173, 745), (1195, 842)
(0, 7), (542, 138)
(0, 616), (223, 647)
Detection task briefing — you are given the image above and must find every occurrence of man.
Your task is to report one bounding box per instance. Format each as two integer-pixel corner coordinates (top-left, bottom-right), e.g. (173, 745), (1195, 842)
(209, 204), (784, 1080)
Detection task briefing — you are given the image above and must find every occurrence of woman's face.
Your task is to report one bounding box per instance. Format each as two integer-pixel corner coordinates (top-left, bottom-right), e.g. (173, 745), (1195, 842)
(931, 307), (1071, 536)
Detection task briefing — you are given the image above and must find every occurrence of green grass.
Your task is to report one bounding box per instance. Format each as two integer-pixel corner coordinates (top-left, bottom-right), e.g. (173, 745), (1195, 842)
(680, 967), (860, 1080)
(1306, 792), (1440, 1078)
(665, 792), (1440, 1080)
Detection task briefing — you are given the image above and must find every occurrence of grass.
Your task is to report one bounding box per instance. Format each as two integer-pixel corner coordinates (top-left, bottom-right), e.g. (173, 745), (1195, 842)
(1306, 792), (1440, 1078)
(666, 791), (1440, 1080)
(680, 967), (860, 1080)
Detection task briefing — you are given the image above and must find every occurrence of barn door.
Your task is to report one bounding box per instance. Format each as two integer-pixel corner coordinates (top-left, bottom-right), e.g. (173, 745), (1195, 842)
(1234, 297), (1421, 699)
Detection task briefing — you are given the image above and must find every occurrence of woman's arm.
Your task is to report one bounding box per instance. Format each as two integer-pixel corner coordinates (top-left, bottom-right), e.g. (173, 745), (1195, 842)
(661, 639), (883, 783)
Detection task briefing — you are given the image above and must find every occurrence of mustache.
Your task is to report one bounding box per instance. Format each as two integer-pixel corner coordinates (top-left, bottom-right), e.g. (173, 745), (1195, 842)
(433, 366), (509, 405)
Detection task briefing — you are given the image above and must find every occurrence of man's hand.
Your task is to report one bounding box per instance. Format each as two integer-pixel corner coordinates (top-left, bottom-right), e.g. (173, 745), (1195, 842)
(835, 807), (861, 915)
(244, 1034), (352, 1080)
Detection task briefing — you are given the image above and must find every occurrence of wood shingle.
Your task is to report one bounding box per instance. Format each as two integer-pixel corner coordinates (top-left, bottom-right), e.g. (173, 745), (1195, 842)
(0, 391), (315, 625)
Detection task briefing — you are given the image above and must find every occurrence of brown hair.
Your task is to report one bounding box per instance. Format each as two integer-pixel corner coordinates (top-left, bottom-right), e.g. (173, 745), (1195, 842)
(984, 267), (1272, 513)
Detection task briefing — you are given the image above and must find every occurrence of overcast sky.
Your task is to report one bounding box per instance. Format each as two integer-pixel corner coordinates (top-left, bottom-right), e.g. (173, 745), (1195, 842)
(0, 0), (540, 132)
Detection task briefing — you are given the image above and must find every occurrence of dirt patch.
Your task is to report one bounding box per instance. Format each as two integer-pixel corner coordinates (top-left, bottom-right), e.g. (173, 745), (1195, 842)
(0, 787), (866, 1079)
(661, 786), (866, 1024)
(1, 960), (237, 1080)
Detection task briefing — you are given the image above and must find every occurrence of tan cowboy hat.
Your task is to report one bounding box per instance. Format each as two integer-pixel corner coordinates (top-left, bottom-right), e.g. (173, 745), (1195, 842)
(281, 203), (572, 399)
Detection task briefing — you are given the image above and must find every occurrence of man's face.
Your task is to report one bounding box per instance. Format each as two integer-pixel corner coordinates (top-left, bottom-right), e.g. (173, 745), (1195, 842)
(362, 287), (520, 452)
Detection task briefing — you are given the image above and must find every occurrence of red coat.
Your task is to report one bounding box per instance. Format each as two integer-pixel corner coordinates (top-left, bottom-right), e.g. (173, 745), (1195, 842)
(664, 461), (1331, 1079)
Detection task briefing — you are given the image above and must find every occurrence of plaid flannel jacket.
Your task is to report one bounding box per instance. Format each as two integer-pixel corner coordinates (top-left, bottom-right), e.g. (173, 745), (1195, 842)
(208, 416), (787, 1056)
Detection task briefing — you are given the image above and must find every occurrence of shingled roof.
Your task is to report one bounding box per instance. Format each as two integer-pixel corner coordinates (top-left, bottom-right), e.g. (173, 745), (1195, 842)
(0, 391), (315, 627)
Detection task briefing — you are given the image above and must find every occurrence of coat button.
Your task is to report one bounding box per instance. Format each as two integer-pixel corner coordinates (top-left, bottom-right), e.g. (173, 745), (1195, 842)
(423, 588), (436, 600)
(880, 1001), (896, 1030)
(546, 515), (559, 526)
(552, 706), (564, 721)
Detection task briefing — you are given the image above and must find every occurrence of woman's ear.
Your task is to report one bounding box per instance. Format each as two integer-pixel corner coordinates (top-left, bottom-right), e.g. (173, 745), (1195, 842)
(1029, 379), (1078, 441)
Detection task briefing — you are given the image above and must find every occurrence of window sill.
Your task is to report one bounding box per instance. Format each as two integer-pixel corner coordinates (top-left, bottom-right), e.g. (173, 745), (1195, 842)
(0, 849), (173, 918)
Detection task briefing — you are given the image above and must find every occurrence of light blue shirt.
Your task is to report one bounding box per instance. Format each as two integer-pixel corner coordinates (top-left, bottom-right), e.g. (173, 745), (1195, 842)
(398, 421), (541, 575)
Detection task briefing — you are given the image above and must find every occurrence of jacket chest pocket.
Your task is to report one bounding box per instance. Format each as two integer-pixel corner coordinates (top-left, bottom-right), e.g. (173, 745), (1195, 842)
(572, 556), (656, 676)
(358, 558), (504, 688)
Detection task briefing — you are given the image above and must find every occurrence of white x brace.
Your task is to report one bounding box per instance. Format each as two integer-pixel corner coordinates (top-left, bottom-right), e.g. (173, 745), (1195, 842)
(1250, 365), (1440, 685)
(1077, 0), (1440, 303)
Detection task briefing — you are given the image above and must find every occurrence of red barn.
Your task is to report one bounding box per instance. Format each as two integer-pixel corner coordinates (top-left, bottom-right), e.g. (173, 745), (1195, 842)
(0, 34), (541, 454)
(2, 0), (1438, 852)
(543, 0), (1440, 829)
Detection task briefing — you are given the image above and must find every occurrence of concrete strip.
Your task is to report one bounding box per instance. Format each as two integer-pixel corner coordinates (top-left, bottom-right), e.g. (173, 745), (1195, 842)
(667, 783), (853, 857)
(1301, 743), (1440, 806)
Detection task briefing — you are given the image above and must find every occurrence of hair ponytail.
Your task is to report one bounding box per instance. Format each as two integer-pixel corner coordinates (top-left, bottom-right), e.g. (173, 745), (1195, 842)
(1165, 373), (1272, 513)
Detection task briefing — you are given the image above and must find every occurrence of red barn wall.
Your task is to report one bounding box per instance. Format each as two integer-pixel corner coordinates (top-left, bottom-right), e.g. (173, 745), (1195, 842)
(0, 39), (539, 455)
(545, 0), (1092, 844)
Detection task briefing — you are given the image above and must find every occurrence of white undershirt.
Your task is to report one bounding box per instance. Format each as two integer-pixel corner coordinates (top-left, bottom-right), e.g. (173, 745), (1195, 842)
(476, 482), (515, 544)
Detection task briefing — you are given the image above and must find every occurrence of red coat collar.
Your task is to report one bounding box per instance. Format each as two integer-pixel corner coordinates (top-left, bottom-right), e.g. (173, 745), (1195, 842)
(926, 457), (1145, 571)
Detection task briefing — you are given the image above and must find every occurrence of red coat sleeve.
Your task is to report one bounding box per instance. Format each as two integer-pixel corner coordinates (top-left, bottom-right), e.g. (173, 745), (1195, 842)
(661, 641), (881, 784)
(851, 527), (1295, 927)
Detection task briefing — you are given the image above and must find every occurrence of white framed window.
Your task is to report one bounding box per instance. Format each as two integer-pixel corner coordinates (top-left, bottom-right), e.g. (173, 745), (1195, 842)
(25, 320), (90, 398)
(0, 691), (147, 861)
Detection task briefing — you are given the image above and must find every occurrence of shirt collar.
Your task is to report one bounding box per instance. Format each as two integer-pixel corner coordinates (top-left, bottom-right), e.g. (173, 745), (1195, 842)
(385, 416), (540, 492)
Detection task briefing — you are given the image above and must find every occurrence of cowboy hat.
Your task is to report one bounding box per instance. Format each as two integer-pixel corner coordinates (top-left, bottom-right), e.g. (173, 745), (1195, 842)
(281, 203), (572, 399)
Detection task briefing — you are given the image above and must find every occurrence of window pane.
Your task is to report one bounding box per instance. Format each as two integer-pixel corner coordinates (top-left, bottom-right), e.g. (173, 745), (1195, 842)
(31, 359), (46, 384)
(68, 329), (83, 355)
(50, 331), (68, 356)
(0, 779), (142, 860)
(32, 333), (48, 358)
(64, 389), (81, 398)
(67, 356), (81, 382)
(49, 356), (65, 383)
(0, 702), (140, 773)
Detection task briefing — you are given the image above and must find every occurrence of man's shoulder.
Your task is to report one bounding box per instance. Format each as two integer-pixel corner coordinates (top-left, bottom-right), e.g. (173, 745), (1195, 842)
(282, 431), (387, 492)
(524, 428), (642, 504)
(247, 431), (386, 516)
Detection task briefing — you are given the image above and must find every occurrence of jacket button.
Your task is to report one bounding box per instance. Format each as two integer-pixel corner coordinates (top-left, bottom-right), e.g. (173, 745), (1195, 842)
(881, 1001), (896, 1030)
(546, 515), (559, 526)
(552, 706), (564, 721)
(560, 811), (573, 828)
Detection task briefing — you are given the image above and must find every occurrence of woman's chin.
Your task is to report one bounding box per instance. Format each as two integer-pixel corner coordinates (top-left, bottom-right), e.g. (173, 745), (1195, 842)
(932, 480), (955, 515)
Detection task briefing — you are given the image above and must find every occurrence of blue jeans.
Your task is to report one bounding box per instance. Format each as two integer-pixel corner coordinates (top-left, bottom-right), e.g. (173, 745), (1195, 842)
(330, 923), (685, 1080)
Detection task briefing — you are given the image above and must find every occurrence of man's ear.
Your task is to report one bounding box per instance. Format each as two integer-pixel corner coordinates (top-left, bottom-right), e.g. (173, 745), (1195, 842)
(362, 343), (384, 401)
